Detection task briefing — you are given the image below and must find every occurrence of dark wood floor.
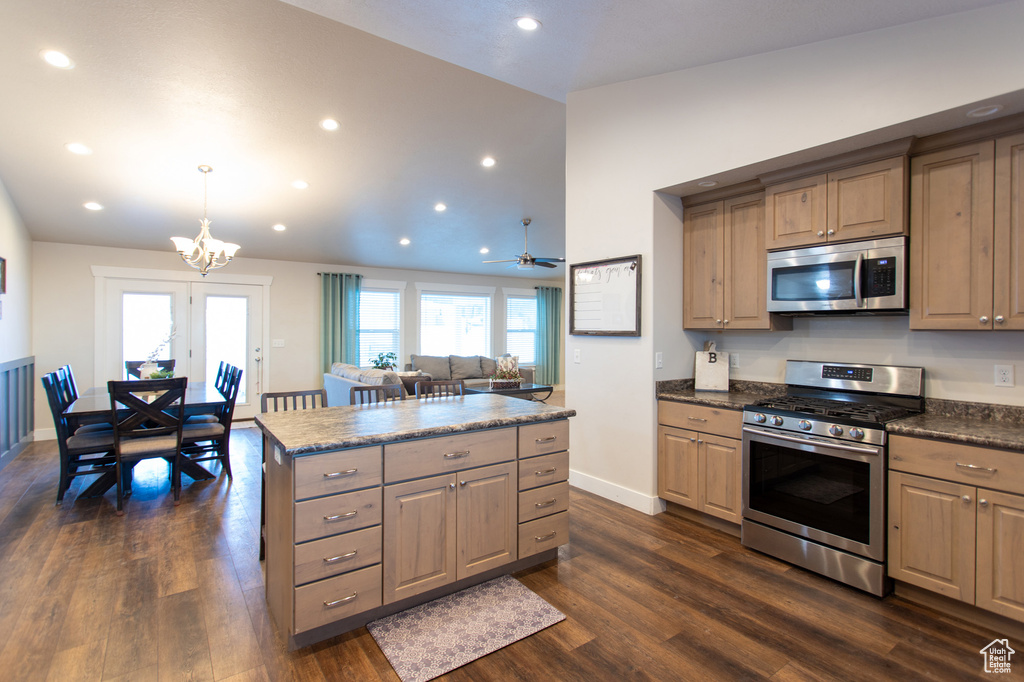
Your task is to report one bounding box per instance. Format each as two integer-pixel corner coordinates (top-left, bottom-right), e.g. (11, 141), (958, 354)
(0, 426), (1011, 681)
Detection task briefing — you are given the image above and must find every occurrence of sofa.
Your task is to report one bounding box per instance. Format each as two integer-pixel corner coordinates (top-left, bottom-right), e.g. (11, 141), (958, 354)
(322, 355), (534, 406)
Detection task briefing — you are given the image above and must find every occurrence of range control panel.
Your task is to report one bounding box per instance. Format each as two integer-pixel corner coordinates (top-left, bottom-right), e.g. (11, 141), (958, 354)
(822, 365), (873, 382)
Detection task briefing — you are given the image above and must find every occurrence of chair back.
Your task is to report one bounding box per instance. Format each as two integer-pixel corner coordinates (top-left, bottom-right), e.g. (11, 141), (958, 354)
(350, 384), (404, 405)
(214, 361), (229, 393)
(414, 380), (465, 398)
(41, 372), (74, 441)
(55, 365), (79, 402)
(261, 389), (328, 413)
(108, 378), (188, 452)
(125, 359), (176, 379)
(217, 366), (243, 424)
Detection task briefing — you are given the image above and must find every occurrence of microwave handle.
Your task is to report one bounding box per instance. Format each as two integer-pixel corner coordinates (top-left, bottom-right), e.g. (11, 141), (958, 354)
(854, 252), (864, 308)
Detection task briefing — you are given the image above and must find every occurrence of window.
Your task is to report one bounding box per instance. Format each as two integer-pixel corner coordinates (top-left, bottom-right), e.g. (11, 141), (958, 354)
(506, 295), (537, 364)
(419, 291), (491, 356)
(359, 288), (401, 366)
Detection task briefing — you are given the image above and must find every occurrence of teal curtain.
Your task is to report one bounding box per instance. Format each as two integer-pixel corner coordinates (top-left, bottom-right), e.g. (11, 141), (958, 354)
(320, 273), (362, 371)
(535, 286), (562, 385)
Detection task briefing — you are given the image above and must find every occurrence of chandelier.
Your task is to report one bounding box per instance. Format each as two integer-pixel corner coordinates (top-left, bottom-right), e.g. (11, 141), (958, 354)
(170, 165), (240, 276)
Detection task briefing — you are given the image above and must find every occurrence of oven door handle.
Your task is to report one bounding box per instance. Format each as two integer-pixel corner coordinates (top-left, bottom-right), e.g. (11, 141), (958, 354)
(742, 426), (881, 456)
(854, 252), (864, 308)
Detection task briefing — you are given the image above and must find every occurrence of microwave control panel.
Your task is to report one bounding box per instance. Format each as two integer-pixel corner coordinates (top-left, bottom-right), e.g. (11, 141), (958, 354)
(863, 257), (898, 296)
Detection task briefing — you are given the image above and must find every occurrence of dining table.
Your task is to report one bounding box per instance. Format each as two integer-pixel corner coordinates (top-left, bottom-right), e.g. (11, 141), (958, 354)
(64, 381), (227, 497)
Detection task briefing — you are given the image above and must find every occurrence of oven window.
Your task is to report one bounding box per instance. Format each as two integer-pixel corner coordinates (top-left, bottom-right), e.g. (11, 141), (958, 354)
(772, 262), (855, 301)
(747, 438), (871, 544)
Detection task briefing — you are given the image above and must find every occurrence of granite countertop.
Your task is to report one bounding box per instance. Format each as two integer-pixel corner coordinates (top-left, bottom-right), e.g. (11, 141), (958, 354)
(887, 398), (1024, 451)
(255, 393), (575, 456)
(655, 379), (786, 410)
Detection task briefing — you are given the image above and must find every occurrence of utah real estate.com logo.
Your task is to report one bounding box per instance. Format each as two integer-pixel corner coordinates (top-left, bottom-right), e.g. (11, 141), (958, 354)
(980, 639), (1015, 674)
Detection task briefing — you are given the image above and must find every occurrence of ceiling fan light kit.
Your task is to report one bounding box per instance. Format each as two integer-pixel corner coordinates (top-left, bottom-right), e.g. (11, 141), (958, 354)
(483, 218), (565, 270)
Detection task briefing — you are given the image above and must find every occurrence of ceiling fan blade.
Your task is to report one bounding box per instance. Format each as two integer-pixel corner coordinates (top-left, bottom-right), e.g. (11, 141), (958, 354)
(535, 261), (557, 268)
(534, 257), (565, 263)
(483, 258), (518, 263)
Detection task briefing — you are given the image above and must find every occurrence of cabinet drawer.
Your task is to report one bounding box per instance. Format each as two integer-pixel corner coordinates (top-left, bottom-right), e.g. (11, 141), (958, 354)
(519, 481), (570, 523)
(294, 525), (382, 586)
(295, 487), (382, 543)
(384, 428), (516, 484)
(518, 451), (569, 491)
(890, 435), (1024, 496)
(518, 420), (570, 458)
(519, 511), (569, 559)
(658, 401), (741, 438)
(294, 446), (382, 501)
(293, 564), (382, 634)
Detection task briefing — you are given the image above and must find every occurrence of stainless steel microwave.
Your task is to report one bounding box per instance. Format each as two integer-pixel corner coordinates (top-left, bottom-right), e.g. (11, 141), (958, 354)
(766, 236), (907, 314)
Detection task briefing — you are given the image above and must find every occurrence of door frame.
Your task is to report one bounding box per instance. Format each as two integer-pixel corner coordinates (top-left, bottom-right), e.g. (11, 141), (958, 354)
(92, 266), (272, 410)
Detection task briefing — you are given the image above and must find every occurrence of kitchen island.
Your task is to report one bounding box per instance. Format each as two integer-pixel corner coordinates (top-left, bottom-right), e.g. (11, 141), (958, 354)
(256, 394), (575, 649)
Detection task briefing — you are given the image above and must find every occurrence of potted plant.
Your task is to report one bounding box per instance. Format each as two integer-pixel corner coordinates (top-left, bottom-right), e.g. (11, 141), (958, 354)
(370, 352), (398, 370)
(490, 355), (522, 389)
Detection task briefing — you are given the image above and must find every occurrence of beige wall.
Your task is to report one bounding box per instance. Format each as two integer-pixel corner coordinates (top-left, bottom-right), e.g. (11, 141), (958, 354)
(32, 241), (563, 431)
(0, 179), (32, 362)
(565, 2), (1024, 512)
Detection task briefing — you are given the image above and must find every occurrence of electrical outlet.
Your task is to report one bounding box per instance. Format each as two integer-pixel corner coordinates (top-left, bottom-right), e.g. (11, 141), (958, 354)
(655, 352), (663, 369)
(272, 339), (285, 348)
(730, 353), (740, 369)
(995, 364), (1014, 387)
(573, 349), (581, 364)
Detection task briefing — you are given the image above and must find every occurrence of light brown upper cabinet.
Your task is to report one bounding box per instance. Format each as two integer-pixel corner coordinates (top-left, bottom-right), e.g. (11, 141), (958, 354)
(765, 157), (908, 251)
(683, 192), (787, 330)
(910, 134), (1024, 330)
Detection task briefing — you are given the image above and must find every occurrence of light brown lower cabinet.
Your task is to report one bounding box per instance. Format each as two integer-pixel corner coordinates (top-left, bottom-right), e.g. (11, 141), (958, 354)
(658, 425), (741, 524)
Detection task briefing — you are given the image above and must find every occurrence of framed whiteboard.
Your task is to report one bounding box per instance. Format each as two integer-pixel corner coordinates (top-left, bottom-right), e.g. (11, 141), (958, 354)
(569, 255), (641, 336)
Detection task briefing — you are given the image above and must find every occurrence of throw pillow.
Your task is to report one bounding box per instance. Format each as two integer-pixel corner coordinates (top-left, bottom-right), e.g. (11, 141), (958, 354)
(480, 356), (497, 377)
(411, 354), (451, 380)
(450, 355), (483, 380)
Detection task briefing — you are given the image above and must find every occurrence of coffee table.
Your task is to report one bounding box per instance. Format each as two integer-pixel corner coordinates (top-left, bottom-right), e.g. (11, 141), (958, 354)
(464, 382), (554, 402)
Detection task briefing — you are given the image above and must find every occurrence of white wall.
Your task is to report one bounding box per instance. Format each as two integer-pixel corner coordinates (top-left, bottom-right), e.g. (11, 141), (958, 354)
(565, 2), (1024, 513)
(31, 241), (563, 430)
(0, 179), (32, 362)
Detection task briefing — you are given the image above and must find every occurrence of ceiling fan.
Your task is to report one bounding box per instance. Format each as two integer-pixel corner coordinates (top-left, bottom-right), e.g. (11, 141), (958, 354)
(483, 218), (565, 269)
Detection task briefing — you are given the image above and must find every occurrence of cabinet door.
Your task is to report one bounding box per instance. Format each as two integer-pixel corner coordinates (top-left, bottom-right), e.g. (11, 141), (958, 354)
(699, 434), (741, 524)
(723, 193), (770, 330)
(657, 426), (699, 509)
(888, 472), (976, 602)
(383, 474), (456, 603)
(994, 132), (1024, 330)
(683, 201), (725, 329)
(765, 174), (828, 250)
(827, 157), (907, 242)
(976, 488), (1024, 621)
(909, 141), (995, 330)
(457, 461), (517, 580)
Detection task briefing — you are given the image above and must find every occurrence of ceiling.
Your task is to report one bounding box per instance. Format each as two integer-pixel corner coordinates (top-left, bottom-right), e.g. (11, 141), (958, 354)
(0, 0), (1011, 278)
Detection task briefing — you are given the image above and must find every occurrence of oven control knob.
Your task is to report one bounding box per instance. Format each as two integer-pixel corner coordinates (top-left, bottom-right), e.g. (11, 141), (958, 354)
(769, 415), (784, 427)
(828, 424), (844, 437)
(797, 420), (812, 431)
(753, 413), (767, 424)
(849, 427), (864, 440)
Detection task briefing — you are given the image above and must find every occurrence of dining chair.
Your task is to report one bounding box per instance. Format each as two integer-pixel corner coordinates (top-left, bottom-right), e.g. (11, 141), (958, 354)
(350, 384), (404, 405)
(185, 362), (235, 425)
(42, 372), (117, 504)
(214, 361), (229, 393)
(108, 377), (188, 515)
(414, 379), (465, 398)
(55, 364), (79, 402)
(181, 365), (242, 478)
(125, 359), (176, 379)
(259, 387), (329, 560)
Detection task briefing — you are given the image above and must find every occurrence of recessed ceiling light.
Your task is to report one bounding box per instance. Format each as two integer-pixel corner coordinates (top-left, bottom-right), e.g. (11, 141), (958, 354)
(291, 179), (309, 189)
(65, 142), (92, 155)
(41, 50), (74, 69)
(319, 118), (340, 131)
(966, 104), (1003, 118)
(516, 17), (540, 31)
(434, 203), (447, 212)
(481, 156), (496, 168)
(399, 238), (411, 246)
(83, 201), (103, 211)
(697, 180), (718, 187)
(272, 223), (287, 232)
(480, 247), (490, 254)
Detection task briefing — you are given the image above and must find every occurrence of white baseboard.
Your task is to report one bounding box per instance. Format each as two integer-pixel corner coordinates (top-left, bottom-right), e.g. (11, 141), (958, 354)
(34, 427), (56, 441)
(568, 468), (667, 516)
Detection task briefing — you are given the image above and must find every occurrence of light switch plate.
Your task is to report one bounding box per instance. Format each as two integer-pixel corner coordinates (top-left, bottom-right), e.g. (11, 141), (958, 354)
(272, 339), (285, 348)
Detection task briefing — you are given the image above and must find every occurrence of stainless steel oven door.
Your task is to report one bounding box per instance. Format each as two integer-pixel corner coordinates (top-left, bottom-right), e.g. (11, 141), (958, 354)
(742, 425), (886, 561)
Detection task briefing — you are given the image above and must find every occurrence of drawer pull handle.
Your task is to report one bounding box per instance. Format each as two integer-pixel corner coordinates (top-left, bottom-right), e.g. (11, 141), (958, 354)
(535, 436), (558, 443)
(687, 417), (707, 422)
(535, 531), (557, 541)
(443, 451), (470, 459)
(323, 593), (357, 608)
(323, 469), (357, 479)
(535, 467), (557, 476)
(323, 510), (358, 522)
(323, 551), (357, 564)
(535, 499), (557, 508)
(955, 462), (997, 473)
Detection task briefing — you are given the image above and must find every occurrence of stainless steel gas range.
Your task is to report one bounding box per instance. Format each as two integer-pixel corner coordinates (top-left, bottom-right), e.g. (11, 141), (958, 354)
(741, 360), (924, 596)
